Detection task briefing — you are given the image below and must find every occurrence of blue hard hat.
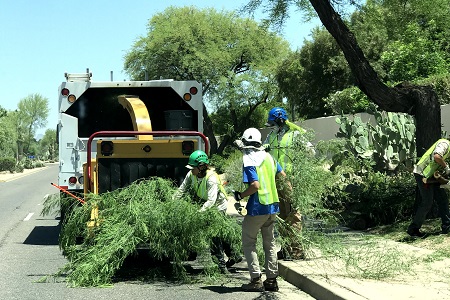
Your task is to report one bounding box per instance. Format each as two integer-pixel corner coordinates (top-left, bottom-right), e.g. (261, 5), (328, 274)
(267, 107), (288, 122)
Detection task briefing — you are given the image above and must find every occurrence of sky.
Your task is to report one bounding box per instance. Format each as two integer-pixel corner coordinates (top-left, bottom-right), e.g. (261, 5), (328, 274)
(0, 0), (321, 136)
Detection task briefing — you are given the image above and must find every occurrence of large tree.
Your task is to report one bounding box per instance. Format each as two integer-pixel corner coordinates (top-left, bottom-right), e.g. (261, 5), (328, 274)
(0, 111), (18, 158)
(39, 129), (57, 161)
(245, 0), (442, 156)
(277, 27), (354, 118)
(123, 6), (290, 154)
(17, 94), (49, 155)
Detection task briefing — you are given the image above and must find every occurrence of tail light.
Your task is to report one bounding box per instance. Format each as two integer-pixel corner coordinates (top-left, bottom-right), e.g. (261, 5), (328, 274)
(183, 93), (192, 101)
(183, 86), (199, 101)
(100, 141), (114, 156)
(189, 86), (198, 95)
(68, 94), (77, 103)
(68, 177), (77, 185)
(182, 141), (194, 155)
(61, 88), (70, 96)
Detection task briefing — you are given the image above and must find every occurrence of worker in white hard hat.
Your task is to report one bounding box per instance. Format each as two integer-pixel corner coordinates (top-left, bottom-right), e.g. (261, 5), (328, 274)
(234, 127), (286, 292)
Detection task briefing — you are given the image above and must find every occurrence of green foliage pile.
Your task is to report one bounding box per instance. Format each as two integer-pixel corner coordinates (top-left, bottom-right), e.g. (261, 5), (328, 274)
(287, 136), (337, 221)
(48, 178), (241, 287)
(315, 233), (413, 280)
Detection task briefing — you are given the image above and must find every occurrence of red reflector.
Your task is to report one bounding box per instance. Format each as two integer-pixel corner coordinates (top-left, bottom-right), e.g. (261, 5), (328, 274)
(189, 86), (198, 95)
(61, 88), (70, 96)
(68, 177), (77, 185)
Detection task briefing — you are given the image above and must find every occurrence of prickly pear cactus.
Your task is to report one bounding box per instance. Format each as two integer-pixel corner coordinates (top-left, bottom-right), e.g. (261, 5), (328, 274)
(336, 104), (416, 171)
(336, 115), (372, 158)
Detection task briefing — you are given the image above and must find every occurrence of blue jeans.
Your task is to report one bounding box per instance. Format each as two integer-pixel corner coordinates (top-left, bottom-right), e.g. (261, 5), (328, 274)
(409, 174), (450, 230)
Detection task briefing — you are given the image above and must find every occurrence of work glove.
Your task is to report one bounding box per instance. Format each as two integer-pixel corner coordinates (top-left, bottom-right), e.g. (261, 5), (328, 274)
(234, 202), (247, 216)
(233, 190), (243, 201)
(263, 144), (271, 152)
(440, 182), (450, 190)
(445, 165), (450, 176)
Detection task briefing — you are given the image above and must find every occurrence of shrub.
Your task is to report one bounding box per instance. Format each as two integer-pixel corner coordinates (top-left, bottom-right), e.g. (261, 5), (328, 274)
(0, 157), (16, 172)
(14, 164), (24, 173)
(22, 158), (34, 169)
(33, 160), (46, 168)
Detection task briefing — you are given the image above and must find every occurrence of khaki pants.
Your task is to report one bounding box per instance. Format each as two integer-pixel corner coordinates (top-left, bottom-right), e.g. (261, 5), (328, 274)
(242, 214), (278, 279)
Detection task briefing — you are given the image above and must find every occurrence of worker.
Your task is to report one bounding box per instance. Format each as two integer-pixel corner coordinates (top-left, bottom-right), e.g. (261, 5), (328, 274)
(263, 107), (311, 259)
(264, 107), (315, 173)
(407, 138), (450, 237)
(234, 127), (286, 292)
(174, 150), (241, 274)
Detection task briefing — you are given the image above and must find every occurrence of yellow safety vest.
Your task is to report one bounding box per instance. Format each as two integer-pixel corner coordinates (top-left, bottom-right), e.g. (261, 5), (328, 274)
(416, 139), (450, 178)
(266, 120), (305, 172)
(256, 153), (279, 205)
(190, 169), (228, 200)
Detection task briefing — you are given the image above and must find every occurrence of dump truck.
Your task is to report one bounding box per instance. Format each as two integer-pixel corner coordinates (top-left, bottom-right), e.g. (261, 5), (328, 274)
(57, 71), (208, 197)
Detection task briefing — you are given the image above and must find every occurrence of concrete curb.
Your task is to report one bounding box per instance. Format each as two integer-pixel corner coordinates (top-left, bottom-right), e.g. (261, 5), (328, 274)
(279, 261), (366, 300)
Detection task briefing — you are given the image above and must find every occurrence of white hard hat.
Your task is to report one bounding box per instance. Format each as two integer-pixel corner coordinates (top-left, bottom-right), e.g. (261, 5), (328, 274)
(242, 128), (262, 144)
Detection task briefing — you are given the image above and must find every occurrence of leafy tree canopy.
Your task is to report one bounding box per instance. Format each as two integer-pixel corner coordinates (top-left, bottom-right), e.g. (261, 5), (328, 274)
(124, 6), (290, 153)
(261, 0), (450, 119)
(277, 27), (354, 118)
(124, 6), (289, 94)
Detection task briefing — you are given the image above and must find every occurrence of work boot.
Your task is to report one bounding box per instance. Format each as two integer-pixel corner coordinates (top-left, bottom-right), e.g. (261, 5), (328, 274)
(219, 265), (230, 275)
(407, 227), (426, 238)
(263, 277), (279, 292)
(226, 256), (243, 268)
(277, 249), (292, 261)
(441, 224), (450, 234)
(241, 275), (263, 292)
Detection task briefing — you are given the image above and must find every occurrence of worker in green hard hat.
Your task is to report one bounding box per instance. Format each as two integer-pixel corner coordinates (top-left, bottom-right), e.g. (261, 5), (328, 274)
(174, 150), (242, 274)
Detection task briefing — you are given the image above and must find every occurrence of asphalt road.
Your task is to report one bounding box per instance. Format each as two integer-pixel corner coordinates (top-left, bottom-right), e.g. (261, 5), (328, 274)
(0, 163), (313, 300)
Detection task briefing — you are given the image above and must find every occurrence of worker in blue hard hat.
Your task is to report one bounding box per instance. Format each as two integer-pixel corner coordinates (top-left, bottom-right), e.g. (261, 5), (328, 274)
(264, 107), (314, 172)
(263, 107), (313, 260)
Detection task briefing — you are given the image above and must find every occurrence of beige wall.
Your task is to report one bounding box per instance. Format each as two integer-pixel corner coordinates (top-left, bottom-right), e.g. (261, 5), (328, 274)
(260, 104), (450, 144)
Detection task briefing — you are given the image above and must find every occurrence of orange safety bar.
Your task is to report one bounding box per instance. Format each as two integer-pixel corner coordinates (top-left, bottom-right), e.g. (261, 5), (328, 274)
(51, 182), (86, 204)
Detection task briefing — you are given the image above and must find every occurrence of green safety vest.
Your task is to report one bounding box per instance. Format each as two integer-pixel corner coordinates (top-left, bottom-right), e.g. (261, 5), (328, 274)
(416, 139), (450, 178)
(190, 169), (227, 200)
(255, 153), (279, 205)
(266, 120), (305, 172)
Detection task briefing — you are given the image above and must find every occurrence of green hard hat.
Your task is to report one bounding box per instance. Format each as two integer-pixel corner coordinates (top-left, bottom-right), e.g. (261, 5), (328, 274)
(187, 150), (209, 169)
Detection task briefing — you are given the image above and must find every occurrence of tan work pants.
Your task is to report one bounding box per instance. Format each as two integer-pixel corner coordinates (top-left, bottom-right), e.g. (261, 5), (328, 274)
(242, 214), (278, 279)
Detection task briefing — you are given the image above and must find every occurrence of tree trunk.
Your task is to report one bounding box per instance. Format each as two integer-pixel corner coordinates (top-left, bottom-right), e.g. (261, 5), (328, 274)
(309, 0), (441, 155)
(202, 104), (218, 155)
(309, 0), (442, 217)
